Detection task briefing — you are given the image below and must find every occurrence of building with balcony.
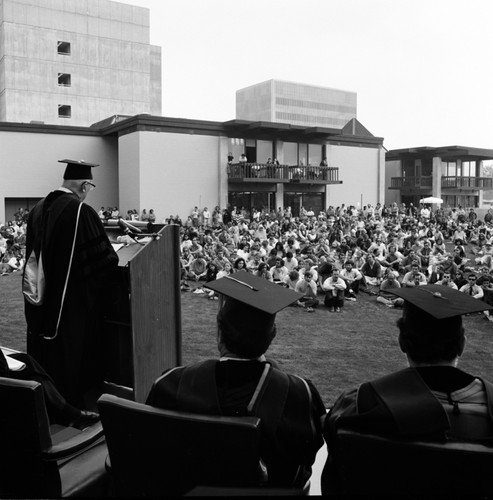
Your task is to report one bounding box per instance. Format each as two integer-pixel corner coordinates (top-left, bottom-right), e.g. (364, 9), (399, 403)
(0, 114), (385, 224)
(386, 146), (493, 208)
(0, 0), (162, 126)
(236, 80), (357, 129)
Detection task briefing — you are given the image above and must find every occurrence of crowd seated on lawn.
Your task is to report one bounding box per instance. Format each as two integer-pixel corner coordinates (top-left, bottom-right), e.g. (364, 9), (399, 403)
(0, 209), (28, 276)
(177, 203), (493, 315)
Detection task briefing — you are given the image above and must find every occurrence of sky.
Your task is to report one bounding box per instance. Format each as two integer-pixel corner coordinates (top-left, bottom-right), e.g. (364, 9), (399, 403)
(125, 0), (493, 151)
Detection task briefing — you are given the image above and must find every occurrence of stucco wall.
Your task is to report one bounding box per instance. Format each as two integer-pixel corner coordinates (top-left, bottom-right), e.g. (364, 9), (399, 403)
(325, 144), (380, 208)
(0, 130), (118, 223)
(119, 131), (221, 222)
(385, 159), (401, 205)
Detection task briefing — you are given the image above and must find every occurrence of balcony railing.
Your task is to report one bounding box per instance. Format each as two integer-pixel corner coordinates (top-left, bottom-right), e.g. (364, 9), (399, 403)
(390, 176), (493, 190)
(227, 162), (340, 183)
(390, 176), (433, 189)
(441, 176), (493, 189)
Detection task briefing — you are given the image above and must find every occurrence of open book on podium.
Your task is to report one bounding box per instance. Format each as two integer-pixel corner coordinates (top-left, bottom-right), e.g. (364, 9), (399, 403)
(1, 347), (26, 371)
(102, 221), (182, 403)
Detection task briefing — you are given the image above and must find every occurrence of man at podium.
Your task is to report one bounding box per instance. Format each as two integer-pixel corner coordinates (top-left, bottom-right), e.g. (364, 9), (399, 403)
(24, 159), (118, 409)
(147, 273), (326, 488)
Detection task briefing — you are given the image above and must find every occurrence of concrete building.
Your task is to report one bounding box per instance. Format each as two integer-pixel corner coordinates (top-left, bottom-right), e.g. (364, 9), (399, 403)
(236, 79), (357, 129)
(0, 0), (161, 126)
(386, 146), (493, 208)
(0, 114), (385, 224)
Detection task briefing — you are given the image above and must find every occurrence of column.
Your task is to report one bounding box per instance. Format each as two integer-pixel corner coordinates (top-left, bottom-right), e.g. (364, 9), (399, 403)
(276, 183), (284, 212)
(432, 156), (442, 200)
(377, 145), (386, 205)
(478, 160), (484, 207)
(218, 137), (229, 210)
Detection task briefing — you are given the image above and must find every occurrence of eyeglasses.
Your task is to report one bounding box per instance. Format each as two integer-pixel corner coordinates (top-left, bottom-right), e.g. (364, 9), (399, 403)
(83, 181), (96, 191)
(469, 277), (477, 281)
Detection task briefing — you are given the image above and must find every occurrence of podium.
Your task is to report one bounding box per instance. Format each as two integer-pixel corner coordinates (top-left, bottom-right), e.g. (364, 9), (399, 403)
(103, 223), (181, 403)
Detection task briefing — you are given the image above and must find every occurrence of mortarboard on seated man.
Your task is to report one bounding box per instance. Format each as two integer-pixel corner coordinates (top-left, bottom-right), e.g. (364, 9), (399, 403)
(321, 284), (493, 495)
(24, 159), (119, 409)
(146, 273), (326, 489)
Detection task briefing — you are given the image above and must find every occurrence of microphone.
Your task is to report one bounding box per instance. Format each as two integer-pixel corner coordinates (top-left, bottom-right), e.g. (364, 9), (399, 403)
(118, 218), (143, 234)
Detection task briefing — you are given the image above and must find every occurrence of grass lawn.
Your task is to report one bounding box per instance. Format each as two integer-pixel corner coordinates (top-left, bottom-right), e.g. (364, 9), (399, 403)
(2, 269), (493, 407)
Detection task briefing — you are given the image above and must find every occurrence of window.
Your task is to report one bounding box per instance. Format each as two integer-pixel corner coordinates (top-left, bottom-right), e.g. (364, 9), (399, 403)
(58, 73), (71, 87)
(462, 161), (476, 177)
(58, 105), (71, 118)
(57, 41), (71, 55)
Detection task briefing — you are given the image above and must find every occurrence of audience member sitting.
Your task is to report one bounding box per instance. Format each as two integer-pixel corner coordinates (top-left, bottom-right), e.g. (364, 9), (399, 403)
(339, 260), (362, 300)
(282, 270), (299, 290)
(187, 252), (208, 281)
(256, 262), (273, 282)
(376, 269), (404, 308)
(322, 269), (346, 313)
(270, 257), (289, 284)
(233, 257), (248, 273)
(435, 271), (458, 289)
(479, 277), (493, 322)
(360, 253), (382, 287)
(459, 273), (483, 299)
(402, 262), (427, 287)
(295, 271), (319, 312)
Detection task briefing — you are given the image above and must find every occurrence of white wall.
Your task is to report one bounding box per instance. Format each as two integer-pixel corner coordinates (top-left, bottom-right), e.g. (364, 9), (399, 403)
(325, 144), (380, 208)
(118, 132), (141, 215)
(119, 131), (221, 222)
(0, 129), (118, 223)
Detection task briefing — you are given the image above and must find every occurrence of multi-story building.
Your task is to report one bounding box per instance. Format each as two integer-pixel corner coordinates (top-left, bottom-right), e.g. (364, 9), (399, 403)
(0, 114), (385, 223)
(0, 0), (161, 126)
(386, 146), (493, 208)
(236, 79), (357, 129)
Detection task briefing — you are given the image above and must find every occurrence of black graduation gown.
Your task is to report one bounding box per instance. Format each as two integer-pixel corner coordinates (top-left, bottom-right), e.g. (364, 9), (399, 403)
(25, 190), (118, 407)
(147, 358), (326, 488)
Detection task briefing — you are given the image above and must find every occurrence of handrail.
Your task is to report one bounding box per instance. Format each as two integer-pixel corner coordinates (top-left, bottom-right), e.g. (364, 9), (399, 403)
(227, 162), (339, 182)
(390, 176), (493, 189)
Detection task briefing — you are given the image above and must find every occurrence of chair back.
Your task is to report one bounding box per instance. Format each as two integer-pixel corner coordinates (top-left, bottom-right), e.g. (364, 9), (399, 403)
(98, 393), (264, 496)
(0, 377), (60, 497)
(326, 428), (493, 496)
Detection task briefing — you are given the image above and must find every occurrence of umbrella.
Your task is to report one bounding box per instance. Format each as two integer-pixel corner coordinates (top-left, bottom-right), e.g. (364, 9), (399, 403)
(419, 196), (443, 204)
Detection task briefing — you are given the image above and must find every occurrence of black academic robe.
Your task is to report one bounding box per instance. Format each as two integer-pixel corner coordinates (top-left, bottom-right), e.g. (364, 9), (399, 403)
(321, 367), (493, 495)
(25, 190), (118, 407)
(0, 350), (79, 424)
(147, 358), (326, 488)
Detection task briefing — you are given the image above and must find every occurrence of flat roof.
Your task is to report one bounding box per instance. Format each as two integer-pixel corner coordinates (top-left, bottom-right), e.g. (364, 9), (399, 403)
(386, 145), (493, 161)
(0, 114), (384, 147)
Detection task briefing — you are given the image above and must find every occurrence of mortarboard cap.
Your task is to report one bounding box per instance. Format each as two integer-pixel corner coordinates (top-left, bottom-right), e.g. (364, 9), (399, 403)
(60, 159), (99, 180)
(205, 272), (302, 316)
(205, 273), (302, 354)
(390, 284), (493, 320)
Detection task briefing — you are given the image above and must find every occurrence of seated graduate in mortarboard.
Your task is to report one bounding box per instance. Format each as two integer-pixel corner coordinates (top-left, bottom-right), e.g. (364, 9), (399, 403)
(147, 273), (326, 489)
(322, 284), (493, 495)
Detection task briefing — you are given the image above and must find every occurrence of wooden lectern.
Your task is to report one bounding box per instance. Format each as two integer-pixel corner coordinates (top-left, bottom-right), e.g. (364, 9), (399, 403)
(103, 223), (181, 403)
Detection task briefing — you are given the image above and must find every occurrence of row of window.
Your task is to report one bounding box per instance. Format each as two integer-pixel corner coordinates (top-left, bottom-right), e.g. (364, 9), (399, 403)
(58, 41), (71, 118)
